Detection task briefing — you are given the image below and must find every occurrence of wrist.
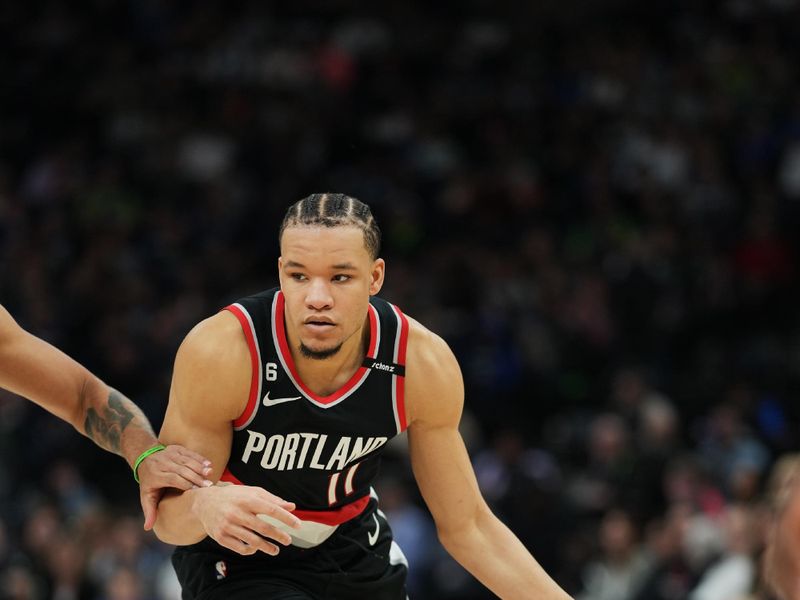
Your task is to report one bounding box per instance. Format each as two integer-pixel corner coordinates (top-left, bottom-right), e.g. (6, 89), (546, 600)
(189, 483), (217, 518)
(133, 443), (167, 483)
(124, 435), (161, 470)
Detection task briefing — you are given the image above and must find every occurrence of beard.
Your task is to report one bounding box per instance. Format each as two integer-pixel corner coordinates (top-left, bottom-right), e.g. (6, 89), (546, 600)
(299, 342), (343, 360)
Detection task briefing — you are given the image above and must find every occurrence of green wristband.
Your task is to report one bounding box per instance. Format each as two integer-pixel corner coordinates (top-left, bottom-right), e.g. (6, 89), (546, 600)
(133, 444), (166, 483)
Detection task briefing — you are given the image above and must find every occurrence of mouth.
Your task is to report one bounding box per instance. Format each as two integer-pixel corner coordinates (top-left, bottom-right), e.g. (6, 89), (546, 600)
(303, 318), (336, 332)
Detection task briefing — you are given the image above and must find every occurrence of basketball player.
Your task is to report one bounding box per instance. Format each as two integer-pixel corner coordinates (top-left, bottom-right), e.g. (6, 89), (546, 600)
(153, 194), (572, 599)
(0, 304), (213, 530)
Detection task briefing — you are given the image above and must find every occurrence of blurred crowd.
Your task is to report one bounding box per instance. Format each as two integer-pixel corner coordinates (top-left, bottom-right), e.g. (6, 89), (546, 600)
(2, 0), (800, 598)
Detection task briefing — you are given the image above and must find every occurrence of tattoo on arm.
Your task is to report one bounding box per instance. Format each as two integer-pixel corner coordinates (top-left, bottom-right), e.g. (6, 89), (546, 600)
(84, 389), (136, 454)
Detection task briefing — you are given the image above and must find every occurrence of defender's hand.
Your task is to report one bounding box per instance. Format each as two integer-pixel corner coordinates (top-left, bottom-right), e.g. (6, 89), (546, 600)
(191, 484), (301, 556)
(138, 445), (213, 531)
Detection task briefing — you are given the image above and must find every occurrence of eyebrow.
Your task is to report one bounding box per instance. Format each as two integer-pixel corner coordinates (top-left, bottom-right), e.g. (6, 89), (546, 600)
(283, 260), (358, 270)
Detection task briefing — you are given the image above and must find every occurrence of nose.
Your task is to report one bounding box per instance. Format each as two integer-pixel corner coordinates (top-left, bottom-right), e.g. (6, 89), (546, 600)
(305, 278), (333, 310)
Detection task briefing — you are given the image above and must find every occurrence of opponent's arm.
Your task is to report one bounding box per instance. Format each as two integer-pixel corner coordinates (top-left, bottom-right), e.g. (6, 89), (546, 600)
(764, 467), (800, 599)
(154, 311), (300, 555)
(406, 320), (572, 600)
(0, 305), (213, 528)
(0, 305), (146, 457)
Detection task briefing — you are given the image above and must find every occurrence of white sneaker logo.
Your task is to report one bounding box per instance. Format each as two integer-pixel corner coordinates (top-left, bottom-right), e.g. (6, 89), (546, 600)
(367, 514), (380, 546)
(262, 391), (302, 407)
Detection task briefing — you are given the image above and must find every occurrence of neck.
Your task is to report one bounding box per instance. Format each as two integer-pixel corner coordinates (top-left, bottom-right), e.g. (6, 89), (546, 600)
(287, 315), (370, 396)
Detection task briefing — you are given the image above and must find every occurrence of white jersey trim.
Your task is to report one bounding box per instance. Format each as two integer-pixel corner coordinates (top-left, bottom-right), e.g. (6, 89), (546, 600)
(389, 303), (404, 434)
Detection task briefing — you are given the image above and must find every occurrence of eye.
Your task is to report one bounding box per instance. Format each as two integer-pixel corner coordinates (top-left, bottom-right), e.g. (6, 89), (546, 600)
(332, 274), (351, 282)
(290, 273), (307, 281)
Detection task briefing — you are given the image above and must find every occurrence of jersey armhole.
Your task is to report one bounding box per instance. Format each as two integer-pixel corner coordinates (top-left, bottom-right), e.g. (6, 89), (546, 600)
(223, 304), (262, 430)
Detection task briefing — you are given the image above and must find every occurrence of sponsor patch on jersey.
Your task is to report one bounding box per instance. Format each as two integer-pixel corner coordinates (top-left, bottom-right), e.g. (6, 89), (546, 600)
(361, 359), (405, 376)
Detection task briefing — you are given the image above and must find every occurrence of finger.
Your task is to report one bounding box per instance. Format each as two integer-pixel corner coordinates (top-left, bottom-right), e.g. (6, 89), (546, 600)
(248, 500), (301, 530)
(155, 449), (212, 479)
(166, 451), (213, 478)
(173, 446), (213, 468)
(216, 534), (258, 556)
(244, 514), (293, 546)
(256, 490), (298, 515)
(145, 467), (212, 491)
(141, 495), (157, 531)
(227, 526), (281, 556)
(169, 464), (212, 488)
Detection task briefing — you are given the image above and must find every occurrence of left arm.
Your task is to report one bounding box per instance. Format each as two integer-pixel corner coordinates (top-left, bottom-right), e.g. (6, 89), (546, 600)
(405, 319), (571, 600)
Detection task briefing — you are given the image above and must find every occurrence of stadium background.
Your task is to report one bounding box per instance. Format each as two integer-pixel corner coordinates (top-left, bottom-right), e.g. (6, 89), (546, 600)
(1, 0), (799, 598)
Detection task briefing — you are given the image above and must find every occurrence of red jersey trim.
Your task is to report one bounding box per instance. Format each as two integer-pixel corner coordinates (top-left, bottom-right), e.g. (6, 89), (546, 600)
(224, 304), (262, 429)
(219, 468), (370, 526)
(295, 495), (370, 525)
(273, 291), (378, 405)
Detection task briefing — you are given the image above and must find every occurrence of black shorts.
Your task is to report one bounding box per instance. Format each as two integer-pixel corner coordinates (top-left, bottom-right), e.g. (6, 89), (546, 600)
(172, 498), (408, 600)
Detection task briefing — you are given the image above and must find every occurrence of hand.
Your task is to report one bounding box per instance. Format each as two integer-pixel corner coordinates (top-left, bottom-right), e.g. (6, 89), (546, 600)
(191, 484), (301, 556)
(138, 444), (213, 531)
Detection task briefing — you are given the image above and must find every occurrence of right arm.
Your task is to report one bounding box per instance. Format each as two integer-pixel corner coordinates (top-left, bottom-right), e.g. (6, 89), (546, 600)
(0, 304), (156, 459)
(0, 305), (212, 529)
(153, 311), (300, 555)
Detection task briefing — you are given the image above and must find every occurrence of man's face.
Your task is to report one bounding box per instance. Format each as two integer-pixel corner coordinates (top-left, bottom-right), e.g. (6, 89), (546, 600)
(278, 225), (384, 360)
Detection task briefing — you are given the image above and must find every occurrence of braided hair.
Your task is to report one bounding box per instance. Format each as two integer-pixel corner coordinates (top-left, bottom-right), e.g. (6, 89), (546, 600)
(279, 193), (381, 259)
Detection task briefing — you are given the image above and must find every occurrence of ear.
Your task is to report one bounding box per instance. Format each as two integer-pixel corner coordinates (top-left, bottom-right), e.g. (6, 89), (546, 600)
(277, 257), (285, 287)
(369, 258), (385, 296)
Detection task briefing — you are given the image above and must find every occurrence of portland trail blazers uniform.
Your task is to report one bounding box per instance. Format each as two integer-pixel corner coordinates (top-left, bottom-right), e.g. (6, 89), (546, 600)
(173, 288), (411, 600)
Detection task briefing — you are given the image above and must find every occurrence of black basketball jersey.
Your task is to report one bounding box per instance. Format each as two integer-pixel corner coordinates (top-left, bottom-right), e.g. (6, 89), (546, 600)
(219, 288), (409, 542)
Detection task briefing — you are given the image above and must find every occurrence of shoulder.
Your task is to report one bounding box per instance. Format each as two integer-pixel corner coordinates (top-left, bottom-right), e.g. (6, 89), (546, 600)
(405, 316), (455, 373)
(404, 315), (464, 427)
(171, 310), (251, 421)
(178, 309), (249, 363)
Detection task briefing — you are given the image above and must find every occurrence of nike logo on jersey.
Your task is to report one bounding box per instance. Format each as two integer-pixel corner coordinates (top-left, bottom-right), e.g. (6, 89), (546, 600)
(263, 391), (302, 407)
(368, 514), (380, 546)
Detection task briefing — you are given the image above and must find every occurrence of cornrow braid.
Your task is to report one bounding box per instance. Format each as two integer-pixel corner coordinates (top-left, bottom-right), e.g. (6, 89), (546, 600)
(279, 193), (381, 259)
